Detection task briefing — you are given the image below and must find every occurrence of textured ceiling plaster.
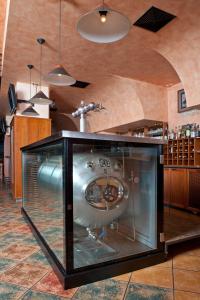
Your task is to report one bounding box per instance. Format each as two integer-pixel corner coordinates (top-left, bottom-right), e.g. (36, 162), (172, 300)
(1, 0), (200, 117)
(50, 75), (168, 132)
(0, 0), (182, 114)
(0, 0), (6, 50)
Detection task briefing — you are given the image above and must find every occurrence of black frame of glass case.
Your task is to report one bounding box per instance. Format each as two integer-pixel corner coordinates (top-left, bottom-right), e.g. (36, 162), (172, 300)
(21, 131), (166, 289)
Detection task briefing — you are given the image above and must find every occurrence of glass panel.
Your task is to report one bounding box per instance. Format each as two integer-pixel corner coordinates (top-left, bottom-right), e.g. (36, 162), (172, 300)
(22, 143), (65, 267)
(73, 144), (157, 269)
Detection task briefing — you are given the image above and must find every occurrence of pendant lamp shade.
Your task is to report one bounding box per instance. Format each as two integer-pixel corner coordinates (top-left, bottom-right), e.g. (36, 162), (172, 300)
(30, 91), (53, 105)
(77, 5), (132, 43)
(29, 38), (53, 105)
(44, 0), (76, 86)
(21, 106), (39, 116)
(44, 65), (76, 86)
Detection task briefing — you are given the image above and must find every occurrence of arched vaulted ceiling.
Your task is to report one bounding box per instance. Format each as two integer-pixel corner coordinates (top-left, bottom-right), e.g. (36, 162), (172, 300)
(1, 0), (200, 114)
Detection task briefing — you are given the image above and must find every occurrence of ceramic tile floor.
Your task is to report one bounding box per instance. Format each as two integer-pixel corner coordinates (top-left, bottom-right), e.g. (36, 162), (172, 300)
(0, 184), (200, 300)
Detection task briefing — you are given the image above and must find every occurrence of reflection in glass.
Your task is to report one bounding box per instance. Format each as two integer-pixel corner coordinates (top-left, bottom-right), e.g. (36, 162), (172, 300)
(22, 141), (159, 271)
(73, 145), (157, 269)
(23, 143), (64, 266)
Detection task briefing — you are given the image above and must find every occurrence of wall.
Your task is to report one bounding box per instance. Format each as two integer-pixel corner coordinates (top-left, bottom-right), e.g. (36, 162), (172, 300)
(155, 0), (200, 107)
(15, 82), (49, 119)
(167, 83), (200, 130)
(59, 75), (168, 133)
(0, 0), (7, 50)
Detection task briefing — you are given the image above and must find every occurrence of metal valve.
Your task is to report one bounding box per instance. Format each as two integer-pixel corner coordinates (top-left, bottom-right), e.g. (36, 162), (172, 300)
(86, 161), (95, 170)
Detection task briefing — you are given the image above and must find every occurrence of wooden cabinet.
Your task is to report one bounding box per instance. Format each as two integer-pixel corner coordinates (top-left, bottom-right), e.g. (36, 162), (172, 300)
(164, 168), (188, 209)
(170, 168), (188, 208)
(164, 169), (170, 205)
(187, 169), (200, 212)
(164, 167), (200, 211)
(11, 116), (51, 200)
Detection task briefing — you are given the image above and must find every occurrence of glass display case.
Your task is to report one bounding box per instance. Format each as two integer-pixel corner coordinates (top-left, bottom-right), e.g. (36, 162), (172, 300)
(21, 131), (165, 289)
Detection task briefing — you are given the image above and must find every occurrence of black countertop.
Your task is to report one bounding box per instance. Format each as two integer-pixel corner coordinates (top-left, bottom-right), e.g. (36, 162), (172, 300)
(21, 130), (164, 151)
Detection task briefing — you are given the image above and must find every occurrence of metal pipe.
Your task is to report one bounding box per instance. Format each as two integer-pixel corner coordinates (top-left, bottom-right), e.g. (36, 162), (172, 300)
(80, 113), (86, 132)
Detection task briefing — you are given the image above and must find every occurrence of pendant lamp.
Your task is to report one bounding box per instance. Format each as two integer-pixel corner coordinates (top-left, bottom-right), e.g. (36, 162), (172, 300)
(77, 0), (132, 43)
(30, 38), (53, 105)
(44, 0), (76, 86)
(22, 106), (39, 116)
(22, 64), (39, 116)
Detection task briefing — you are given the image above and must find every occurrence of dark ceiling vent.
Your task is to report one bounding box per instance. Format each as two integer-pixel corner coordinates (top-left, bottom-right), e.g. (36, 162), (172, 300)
(71, 80), (90, 89)
(133, 6), (176, 32)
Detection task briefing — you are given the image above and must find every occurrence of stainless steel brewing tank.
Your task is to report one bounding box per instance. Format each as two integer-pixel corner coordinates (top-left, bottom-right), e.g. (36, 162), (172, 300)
(38, 153), (129, 228)
(37, 156), (63, 194)
(73, 153), (129, 228)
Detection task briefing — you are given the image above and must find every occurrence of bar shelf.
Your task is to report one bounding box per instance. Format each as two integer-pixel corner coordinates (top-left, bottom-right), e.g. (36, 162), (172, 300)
(164, 138), (200, 167)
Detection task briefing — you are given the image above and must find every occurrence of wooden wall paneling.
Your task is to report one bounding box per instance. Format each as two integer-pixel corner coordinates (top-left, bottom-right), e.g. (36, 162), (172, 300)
(11, 116), (51, 200)
(164, 169), (171, 205)
(164, 168), (188, 209)
(187, 169), (200, 212)
(194, 139), (200, 166)
(170, 168), (188, 208)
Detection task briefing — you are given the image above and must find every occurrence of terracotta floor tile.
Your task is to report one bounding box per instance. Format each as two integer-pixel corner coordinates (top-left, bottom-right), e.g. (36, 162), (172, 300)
(174, 290), (200, 300)
(0, 261), (49, 288)
(22, 290), (70, 299)
(173, 253), (200, 271)
(0, 257), (18, 274)
(126, 283), (173, 300)
(25, 250), (51, 268)
(174, 269), (200, 293)
(73, 279), (127, 300)
(0, 281), (27, 299)
(130, 265), (173, 289)
(0, 243), (39, 260)
(112, 272), (131, 282)
(34, 271), (78, 298)
(13, 224), (32, 234)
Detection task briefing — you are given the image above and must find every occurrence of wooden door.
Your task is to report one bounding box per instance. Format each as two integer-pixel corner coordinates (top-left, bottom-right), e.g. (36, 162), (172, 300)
(12, 116), (51, 199)
(187, 169), (200, 212)
(170, 168), (188, 208)
(164, 169), (171, 205)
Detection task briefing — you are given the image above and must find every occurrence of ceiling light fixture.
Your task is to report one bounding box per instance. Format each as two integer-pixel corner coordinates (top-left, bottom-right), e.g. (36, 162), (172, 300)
(27, 64), (34, 99)
(22, 65), (39, 116)
(77, 0), (131, 43)
(44, 0), (76, 86)
(30, 38), (53, 105)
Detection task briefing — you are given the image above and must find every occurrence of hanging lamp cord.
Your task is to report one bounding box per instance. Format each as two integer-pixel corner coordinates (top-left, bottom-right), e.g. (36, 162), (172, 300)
(58, 0), (62, 64)
(30, 68), (32, 98)
(39, 42), (43, 89)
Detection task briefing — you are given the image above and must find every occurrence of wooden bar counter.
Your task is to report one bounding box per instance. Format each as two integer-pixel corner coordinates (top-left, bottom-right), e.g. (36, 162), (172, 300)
(164, 137), (200, 213)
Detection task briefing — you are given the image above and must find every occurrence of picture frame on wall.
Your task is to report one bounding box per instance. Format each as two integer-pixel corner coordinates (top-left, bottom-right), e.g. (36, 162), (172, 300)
(178, 89), (187, 112)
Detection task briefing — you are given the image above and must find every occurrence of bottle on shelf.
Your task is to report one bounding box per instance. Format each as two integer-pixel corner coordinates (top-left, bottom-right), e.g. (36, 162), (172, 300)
(174, 126), (178, 139)
(196, 124), (200, 137)
(177, 126), (181, 139)
(186, 124), (191, 138)
(191, 124), (196, 138)
(181, 126), (186, 138)
(169, 129), (174, 140)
